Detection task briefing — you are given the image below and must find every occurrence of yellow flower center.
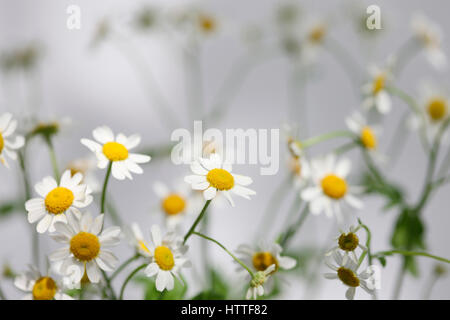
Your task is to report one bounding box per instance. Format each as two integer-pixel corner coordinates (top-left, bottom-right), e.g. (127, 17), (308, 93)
(252, 252), (278, 273)
(0, 132), (4, 154)
(70, 232), (100, 262)
(199, 15), (216, 33)
(32, 277), (57, 300)
(102, 142), (129, 161)
(154, 246), (175, 271)
(206, 168), (235, 191)
(138, 240), (151, 255)
(372, 75), (385, 94)
(309, 25), (326, 43)
(161, 194), (186, 216)
(321, 174), (348, 199)
(45, 187), (75, 215)
(360, 126), (377, 149)
(338, 232), (359, 251)
(427, 98), (447, 121)
(337, 267), (360, 287)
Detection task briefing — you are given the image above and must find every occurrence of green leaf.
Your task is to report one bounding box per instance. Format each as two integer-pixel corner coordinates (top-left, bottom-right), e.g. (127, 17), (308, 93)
(134, 275), (187, 300)
(377, 256), (387, 267)
(0, 200), (23, 218)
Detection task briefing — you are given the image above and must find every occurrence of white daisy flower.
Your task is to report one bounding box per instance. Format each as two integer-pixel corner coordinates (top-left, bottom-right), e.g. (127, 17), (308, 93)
(300, 18), (328, 65)
(143, 225), (191, 292)
(66, 156), (101, 193)
(153, 181), (197, 230)
(246, 264), (276, 300)
(184, 153), (256, 206)
(325, 225), (368, 263)
(81, 126), (151, 180)
(49, 211), (121, 284)
(407, 82), (450, 142)
(124, 222), (152, 257)
(301, 154), (363, 221)
(362, 65), (392, 114)
(25, 170), (93, 234)
(0, 112), (25, 168)
(411, 13), (447, 70)
(324, 250), (377, 300)
(14, 265), (73, 300)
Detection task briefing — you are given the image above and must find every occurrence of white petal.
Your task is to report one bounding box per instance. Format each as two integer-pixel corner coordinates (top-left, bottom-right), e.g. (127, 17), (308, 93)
(93, 126), (114, 144)
(36, 214), (53, 233)
(86, 261), (101, 283)
(203, 187), (217, 200)
(145, 263), (159, 277)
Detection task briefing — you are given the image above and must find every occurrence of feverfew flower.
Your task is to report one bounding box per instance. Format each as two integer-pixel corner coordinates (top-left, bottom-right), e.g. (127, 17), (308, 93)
(362, 65), (392, 114)
(0, 113), (25, 168)
(14, 265), (73, 300)
(301, 154), (363, 221)
(81, 126), (151, 180)
(326, 225), (367, 263)
(324, 250), (377, 300)
(246, 264), (276, 300)
(143, 225), (191, 292)
(25, 170), (93, 233)
(184, 153), (256, 206)
(66, 156), (101, 193)
(411, 13), (447, 70)
(124, 222), (151, 257)
(300, 18), (328, 65)
(49, 211), (121, 284)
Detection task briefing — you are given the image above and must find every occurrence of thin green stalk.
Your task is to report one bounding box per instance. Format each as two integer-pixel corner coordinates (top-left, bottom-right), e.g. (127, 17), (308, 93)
(101, 269), (117, 300)
(386, 110), (410, 168)
(422, 274), (439, 300)
(301, 130), (354, 149)
(334, 141), (357, 156)
(193, 232), (254, 278)
(374, 250), (450, 264)
(183, 200), (212, 244)
(357, 219), (372, 266)
(392, 259), (407, 300)
(119, 263), (147, 300)
(110, 254), (139, 281)
(391, 37), (420, 77)
(279, 205), (309, 248)
(100, 162), (112, 214)
(45, 138), (60, 181)
(0, 285), (6, 300)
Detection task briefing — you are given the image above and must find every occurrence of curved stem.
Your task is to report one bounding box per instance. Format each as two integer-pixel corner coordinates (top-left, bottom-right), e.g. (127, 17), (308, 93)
(183, 200), (212, 244)
(374, 250), (450, 264)
(110, 254), (139, 281)
(279, 204), (309, 248)
(301, 130), (354, 149)
(46, 138), (60, 181)
(100, 162), (112, 214)
(101, 269), (117, 300)
(392, 259), (406, 300)
(119, 263), (147, 300)
(357, 219), (372, 267)
(193, 231), (254, 278)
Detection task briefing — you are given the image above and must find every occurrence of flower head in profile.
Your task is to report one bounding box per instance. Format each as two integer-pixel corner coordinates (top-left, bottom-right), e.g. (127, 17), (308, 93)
(25, 170), (93, 233)
(49, 211), (121, 284)
(324, 250), (377, 300)
(301, 154), (363, 221)
(362, 65), (392, 114)
(326, 225), (367, 263)
(0, 113), (25, 168)
(143, 225), (191, 292)
(81, 126), (151, 180)
(124, 222), (152, 257)
(184, 153), (256, 206)
(14, 265), (73, 300)
(246, 264), (276, 300)
(153, 181), (196, 230)
(411, 13), (447, 70)
(66, 156), (101, 193)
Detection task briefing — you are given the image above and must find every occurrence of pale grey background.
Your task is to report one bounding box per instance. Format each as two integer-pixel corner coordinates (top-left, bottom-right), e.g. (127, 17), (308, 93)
(0, 0), (449, 299)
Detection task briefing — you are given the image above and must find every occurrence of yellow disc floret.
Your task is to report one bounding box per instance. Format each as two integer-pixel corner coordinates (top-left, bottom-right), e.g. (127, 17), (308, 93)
(372, 75), (385, 95)
(199, 15), (216, 33)
(207, 168), (235, 191)
(321, 174), (348, 199)
(338, 232), (359, 251)
(154, 246), (175, 271)
(45, 187), (75, 215)
(0, 132), (4, 154)
(102, 142), (129, 161)
(162, 194), (186, 216)
(252, 252), (279, 273)
(32, 277), (57, 300)
(360, 126), (377, 149)
(337, 267), (360, 287)
(309, 25), (326, 43)
(427, 98), (447, 121)
(70, 232), (100, 262)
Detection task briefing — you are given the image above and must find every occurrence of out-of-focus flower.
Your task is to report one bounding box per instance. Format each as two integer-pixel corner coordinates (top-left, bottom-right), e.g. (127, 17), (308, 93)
(25, 170), (93, 233)
(143, 225), (191, 292)
(325, 225), (367, 263)
(49, 211), (121, 284)
(81, 126), (151, 180)
(90, 19), (110, 48)
(0, 44), (41, 72)
(14, 265), (73, 300)
(0, 113), (25, 168)
(301, 154), (363, 221)
(362, 65), (392, 114)
(66, 156), (101, 193)
(153, 181), (196, 230)
(411, 13), (447, 70)
(133, 6), (160, 32)
(324, 250), (377, 300)
(346, 112), (379, 151)
(184, 153), (256, 206)
(246, 264), (276, 300)
(28, 117), (72, 142)
(124, 223), (152, 257)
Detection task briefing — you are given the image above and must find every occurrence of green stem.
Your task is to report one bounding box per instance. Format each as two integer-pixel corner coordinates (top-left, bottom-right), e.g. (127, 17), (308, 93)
(374, 250), (450, 264)
(193, 231), (254, 278)
(46, 138), (60, 181)
(100, 162), (112, 214)
(357, 219), (372, 266)
(392, 259), (406, 300)
(119, 263), (147, 300)
(101, 269), (117, 300)
(279, 205), (309, 248)
(301, 130), (354, 149)
(333, 141), (357, 156)
(110, 254), (139, 281)
(183, 200), (212, 244)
